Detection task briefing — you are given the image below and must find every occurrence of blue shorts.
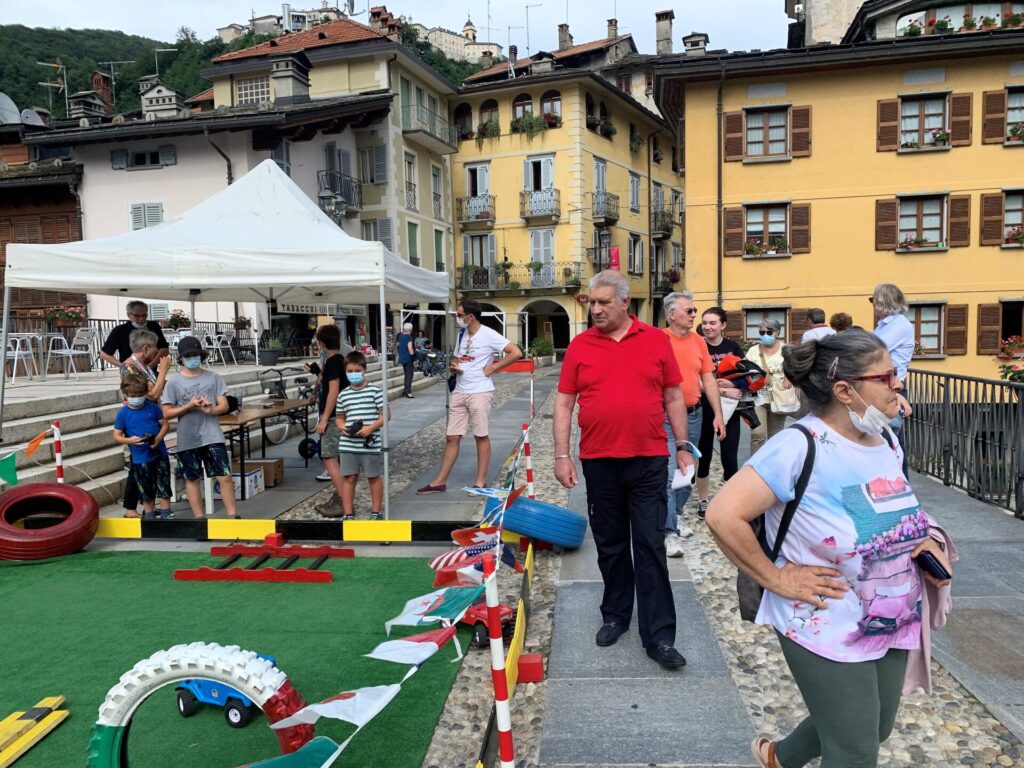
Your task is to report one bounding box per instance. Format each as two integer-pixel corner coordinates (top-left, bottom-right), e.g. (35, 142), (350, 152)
(134, 455), (172, 502)
(175, 444), (231, 482)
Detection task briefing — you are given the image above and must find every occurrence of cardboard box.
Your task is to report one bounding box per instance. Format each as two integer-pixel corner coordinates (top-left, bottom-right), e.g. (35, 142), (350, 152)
(213, 468), (265, 500)
(231, 459), (284, 487)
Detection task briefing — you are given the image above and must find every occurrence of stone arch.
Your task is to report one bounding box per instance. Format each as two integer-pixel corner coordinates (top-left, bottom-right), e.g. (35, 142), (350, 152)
(521, 298), (572, 350)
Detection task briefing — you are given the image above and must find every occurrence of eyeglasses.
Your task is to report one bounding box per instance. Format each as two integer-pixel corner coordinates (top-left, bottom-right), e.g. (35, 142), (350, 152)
(848, 367), (899, 387)
(759, 329), (775, 336)
(683, 308), (698, 316)
(129, 313), (148, 320)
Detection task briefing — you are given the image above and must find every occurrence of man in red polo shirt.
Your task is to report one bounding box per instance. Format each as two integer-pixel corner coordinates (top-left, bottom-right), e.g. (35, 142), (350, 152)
(553, 270), (695, 670)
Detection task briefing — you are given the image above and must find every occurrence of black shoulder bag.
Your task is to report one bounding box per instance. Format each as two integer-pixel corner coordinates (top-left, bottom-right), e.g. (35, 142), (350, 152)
(448, 328), (465, 393)
(737, 423), (816, 622)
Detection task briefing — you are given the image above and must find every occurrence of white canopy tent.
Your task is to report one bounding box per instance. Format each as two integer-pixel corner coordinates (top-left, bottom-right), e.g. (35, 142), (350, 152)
(2, 159), (449, 517)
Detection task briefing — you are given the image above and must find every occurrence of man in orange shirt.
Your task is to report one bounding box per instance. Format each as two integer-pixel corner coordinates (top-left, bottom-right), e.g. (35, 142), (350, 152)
(663, 291), (725, 555)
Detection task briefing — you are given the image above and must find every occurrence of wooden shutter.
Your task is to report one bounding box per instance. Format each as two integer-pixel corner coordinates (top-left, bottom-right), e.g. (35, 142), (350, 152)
(977, 303), (1002, 354)
(323, 141), (338, 192)
(789, 308), (810, 343)
(372, 143), (387, 183)
(340, 148), (352, 177)
(158, 145), (176, 165)
(272, 139), (290, 176)
(677, 116), (685, 171)
(724, 207), (744, 256)
(487, 233), (497, 266)
(949, 93), (972, 146)
(875, 198), (899, 250)
(723, 310), (745, 342)
(980, 193), (1005, 245)
(724, 111), (744, 161)
(144, 203), (163, 228)
(790, 204), (811, 253)
(790, 106), (811, 157)
(982, 90), (1007, 144)
(130, 203), (146, 231)
(877, 98), (900, 152)
(679, 211), (686, 263)
(110, 149), (128, 170)
(944, 304), (967, 355)
(947, 195), (970, 247)
(377, 218), (393, 251)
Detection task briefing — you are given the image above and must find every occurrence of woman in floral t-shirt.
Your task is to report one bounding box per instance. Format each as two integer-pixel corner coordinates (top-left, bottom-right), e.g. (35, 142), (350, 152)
(707, 330), (952, 768)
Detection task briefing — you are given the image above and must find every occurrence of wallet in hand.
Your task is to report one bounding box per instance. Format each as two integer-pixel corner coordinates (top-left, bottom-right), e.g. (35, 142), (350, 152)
(915, 550), (951, 581)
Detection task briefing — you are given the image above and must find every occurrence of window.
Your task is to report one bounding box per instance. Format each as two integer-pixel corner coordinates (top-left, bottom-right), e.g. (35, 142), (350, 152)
(981, 190), (1024, 245)
(362, 218), (393, 250)
(616, 74), (631, 95)
(645, 70), (654, 95)
(598, 102), (608, 122)
(652, 243), (665, 276)
(900, 96), (946, 147)
(530, 228), (554, 284)
(513, 93), (533, 119)
(745, 309), (788, 342)
(899, 197), (944, 246)
(359, 144), (387, 184)
(906, 304), (943, 355)
(130, 203), (163, 230)
(1009, 88), (1024, 133)
(235, 76), (271, 106)
(404, 152), (417, 210)
(746, 108), (788, 157)
(1005, 192), (1023, 241)
(431, 166), (442, 218)
(272, 139), (290, 176)
(672, 242), (682, 269)
(434, 229), (445, 272)
(671, 190), (682, 221)
(523, 155), (554, 191)
(585, 93), (595, 122)
(454, 102), (473, 133)
(629, 173), (640, 210)
(725, 203), (811, 255)
(652, 136), (662, 163)
(540, 90), (561, 117)
(480, 99), (499, 124)
(110, 146), (176, 170)
(466, 163), (490, 196)
(627, 234), (644, 275)
(594, 158), (606, 193)
(463, 233), (495, 267)
(407, 221), (419, 266)
(745, 205), (789, 252)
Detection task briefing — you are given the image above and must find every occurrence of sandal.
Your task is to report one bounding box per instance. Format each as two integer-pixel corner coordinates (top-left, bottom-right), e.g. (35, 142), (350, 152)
(751, 737), (779, 768)
(123, 510), (142, 519)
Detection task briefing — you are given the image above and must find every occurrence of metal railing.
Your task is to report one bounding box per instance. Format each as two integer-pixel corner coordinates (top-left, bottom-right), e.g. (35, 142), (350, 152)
(400, 105), (459, 149)
(905, 368), (1024, 517)
(456, 195), (496, 223)
(432, 192), (443, 219)
(317, 169), (362, 212)
(592, 191), (620, 221)
(405, 181), (417, 211)
(457, 261), (582, 291)
(520, 189), (561, 219)
(585, 246), (611, 271)
(651, 207), (674, 238)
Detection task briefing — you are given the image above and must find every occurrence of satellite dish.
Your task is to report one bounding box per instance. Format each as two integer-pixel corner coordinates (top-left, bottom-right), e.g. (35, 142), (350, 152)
(20, 109), (45, 127)
(0, 92), (20, 125)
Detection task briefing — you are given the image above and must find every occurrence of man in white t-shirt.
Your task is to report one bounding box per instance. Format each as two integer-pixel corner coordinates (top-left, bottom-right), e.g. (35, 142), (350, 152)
(417, 299), (522, 493)
(801, 308), (837, 343)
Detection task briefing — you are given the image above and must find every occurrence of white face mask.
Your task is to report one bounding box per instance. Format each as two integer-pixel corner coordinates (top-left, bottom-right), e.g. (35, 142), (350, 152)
(456, 316), (468, 329)
(847, 388), (890, 435)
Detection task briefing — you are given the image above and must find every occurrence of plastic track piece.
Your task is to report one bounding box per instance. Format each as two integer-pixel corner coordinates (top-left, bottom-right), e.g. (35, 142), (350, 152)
(85, 642), (312, 767)
(0, 483), (99, 561)
(173, 566), (333, 583)
(486, 497), (587, 549)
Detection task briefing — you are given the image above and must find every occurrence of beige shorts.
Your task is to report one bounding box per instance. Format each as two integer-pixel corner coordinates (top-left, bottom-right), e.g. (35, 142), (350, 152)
(447, 392), (494, 438)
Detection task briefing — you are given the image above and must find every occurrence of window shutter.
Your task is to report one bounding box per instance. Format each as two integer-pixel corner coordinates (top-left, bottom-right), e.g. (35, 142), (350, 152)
(949, 93), (972, 146)
(158, 145), (176, 165)
(377, 218), (393, 251)
(486, 233), (497, 267)
(678, 116), (685, 171)
(875, 198), (899, 250)
(724, 207), (744, 256)
(876, 98), (900, 152)
(947, 195), (970, 247)
(977, 303), (1002, 355)
(723, 310), (745, 342)
(789, 308), (810, 344)
(679, 211), (686, 264)
(462, 233), (469, 264)
(144, 203), (163, 228)
(324, 141), (338, 191)
(130, 203), (146, 231)
(373, 143), (387, 183)
(522, 159), (531, 190)
(944, 304), (967, 355)
(111, 149), (128, 170)
(340, 148), (352, 177)
(790, 106), (811, 157)
(724, 111), (744, 161)
(272, 139), (290, 176)
(790, 204), (811, 253)
(541, 157), (554, 190)
(982, 90), (1007, 144)
(980, 192), (1005, 245)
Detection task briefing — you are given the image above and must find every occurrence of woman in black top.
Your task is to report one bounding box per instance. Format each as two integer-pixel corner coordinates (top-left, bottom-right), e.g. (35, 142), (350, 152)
(696, 307), (744, 519)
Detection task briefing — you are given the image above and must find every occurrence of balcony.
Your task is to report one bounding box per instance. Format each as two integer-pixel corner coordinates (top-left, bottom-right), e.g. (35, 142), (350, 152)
(651, 208), (674, 240)
(432, 192), (442, 220)
(457, 261), (582, 293)
(456, 195), (496, 228)
(586, 245), (612, 271)
(316, 170), (362, 215)
(520, 189), (561, 223)
(405, 181), (417, 212)
(401, 105), (459, 154)
(592, 191), (619, 227)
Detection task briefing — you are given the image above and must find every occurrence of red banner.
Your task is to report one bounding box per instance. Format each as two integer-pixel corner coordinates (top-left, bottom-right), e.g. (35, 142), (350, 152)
(609, 246), (620, 271)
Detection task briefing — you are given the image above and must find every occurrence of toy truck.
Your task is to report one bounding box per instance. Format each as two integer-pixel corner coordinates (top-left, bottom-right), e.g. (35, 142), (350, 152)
(176, 654), (276, 728)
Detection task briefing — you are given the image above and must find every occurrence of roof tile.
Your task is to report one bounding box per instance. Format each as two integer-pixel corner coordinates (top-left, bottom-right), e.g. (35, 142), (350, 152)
(212, 18), (387, 62)
(465, 35), (632, 81)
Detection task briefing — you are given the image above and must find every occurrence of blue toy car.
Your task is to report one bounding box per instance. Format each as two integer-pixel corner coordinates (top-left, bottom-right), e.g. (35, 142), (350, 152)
(175, 654), (276, 729)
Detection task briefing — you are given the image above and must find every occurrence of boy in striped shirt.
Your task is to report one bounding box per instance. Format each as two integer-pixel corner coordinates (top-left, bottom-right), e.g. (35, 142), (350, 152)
(335, 351), (385, 520)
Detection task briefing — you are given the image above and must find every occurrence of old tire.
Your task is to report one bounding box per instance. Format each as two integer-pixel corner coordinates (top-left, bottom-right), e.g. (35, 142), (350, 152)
(486, 496), (587, 549)
(0, 482), (99, 561)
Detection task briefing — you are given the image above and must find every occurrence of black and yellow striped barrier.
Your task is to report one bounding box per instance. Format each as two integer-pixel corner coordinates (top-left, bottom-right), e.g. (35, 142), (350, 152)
(0, 696), (69, 767)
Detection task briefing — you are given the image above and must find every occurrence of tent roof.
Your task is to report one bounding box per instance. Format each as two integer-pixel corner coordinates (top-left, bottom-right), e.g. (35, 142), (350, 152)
(4, 160), (449, 306)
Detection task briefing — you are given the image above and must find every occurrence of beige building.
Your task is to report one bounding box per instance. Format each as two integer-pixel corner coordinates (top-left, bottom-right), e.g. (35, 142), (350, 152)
(217, 2), (347, 44)
(409, 17), (504, 63)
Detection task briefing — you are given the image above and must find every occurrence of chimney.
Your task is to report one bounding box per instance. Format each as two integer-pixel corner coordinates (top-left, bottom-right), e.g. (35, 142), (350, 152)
(655, 10), (674, 55)
(91, 70), (112, 115)
(479, 50), (494, 68)
(683, 31), (709, 56)
(607, 19), (618, 39)
(508, 44), (518, 62)
(558, 23), (572, 51)
(271, 53), (311, 105)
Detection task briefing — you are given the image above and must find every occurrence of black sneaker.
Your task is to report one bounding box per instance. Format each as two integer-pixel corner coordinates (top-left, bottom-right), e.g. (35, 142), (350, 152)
(646, 642), (687, 669)
(595, 621), (627, 647)
(697, 499), (709, 520)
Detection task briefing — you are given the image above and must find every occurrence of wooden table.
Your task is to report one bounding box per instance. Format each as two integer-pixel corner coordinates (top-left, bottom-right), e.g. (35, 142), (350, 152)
(220, 398), (311, 500)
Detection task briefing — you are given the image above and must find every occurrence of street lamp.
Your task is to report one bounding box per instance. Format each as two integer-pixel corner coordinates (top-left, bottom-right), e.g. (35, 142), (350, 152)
(318, 187), (337, 218)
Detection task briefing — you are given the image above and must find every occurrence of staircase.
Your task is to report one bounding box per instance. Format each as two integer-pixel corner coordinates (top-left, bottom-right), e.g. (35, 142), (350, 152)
(1, 360), (436, 507)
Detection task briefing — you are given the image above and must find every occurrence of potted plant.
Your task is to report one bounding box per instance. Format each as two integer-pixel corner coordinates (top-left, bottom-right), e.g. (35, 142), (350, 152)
(233, 315), (251, 331)
(903, 20), (923, 36)
(768, 236), (789, 254)
(998, 335), (1024, 359)
(260, 328), (285, 365)
(1005, 225), (1024, 246)
(980, 14), (998, 29)
(899, 234), (918, 250)
(458, 125), (475, 141)
(474, 120), (501, 147)
(629, 135), (645, 154)
(44, 305), (86, 327)
(961, 14), (977, 29)
(901, 139), (920, 149)
(598, 119), (617, 138)
(933, 15), (952, 31)
(664, 267), (682, 283)
(542, 112), (562, 128)
(586, 114), (600, 130)
(508, 280), (522, 289)
(527, 260), (545, 276)
(653, 148), (664, 163)
(1008, 122), (1024, 142)
(744, 240), (763, 255)
(998, 362), (1024, 382)
(529, 337), (554, 362)
(930, 127), (951, 145)
(164, 309), (191, 330)
(510, 114), (548, 139)
(495, 259), (512, 285)
(1005, 12), (1023, 27)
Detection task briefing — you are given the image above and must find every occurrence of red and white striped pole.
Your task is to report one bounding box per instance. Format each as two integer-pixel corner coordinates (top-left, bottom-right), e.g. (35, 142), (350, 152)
(522, 422), (535, 500)
(52, 420), (64, 484)
(529, 366), (535, 420)
(482, 554), (515, 768)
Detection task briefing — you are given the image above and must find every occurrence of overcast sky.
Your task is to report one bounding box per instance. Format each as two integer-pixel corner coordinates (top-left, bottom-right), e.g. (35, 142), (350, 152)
(3, 1), (790, 56)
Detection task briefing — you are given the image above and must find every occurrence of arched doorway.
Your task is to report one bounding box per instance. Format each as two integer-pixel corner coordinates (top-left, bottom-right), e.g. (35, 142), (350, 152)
(476, 302), (503, 335)
(524, 299), (570, 351)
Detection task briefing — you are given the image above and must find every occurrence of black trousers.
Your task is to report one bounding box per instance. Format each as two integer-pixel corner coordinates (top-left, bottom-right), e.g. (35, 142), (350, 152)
(402, 360), (414, 395)
(581, 455), (675, 648)
(697, 400), (741, 483)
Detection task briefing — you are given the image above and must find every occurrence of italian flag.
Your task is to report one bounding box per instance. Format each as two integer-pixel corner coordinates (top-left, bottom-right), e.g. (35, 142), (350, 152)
(384, 585), (484, 635)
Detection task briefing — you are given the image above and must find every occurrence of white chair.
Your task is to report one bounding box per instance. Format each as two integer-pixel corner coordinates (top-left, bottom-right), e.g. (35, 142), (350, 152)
(5, 336), (38, 382)
(69, 328), (103, 376)
(45, 334), (98, 380)
(209, 329), (237, 367)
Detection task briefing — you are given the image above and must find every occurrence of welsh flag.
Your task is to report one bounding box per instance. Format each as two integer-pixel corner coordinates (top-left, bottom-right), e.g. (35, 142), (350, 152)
(384, 585), (484, 635)
(269, 684), (402, 731)
(365, 626), (461, 675)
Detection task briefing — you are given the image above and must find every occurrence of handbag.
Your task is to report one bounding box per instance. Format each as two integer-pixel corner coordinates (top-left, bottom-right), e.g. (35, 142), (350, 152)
(737, 424), (816, 622)
(760, 348), (801, 414)
(448, 328), (465, 393)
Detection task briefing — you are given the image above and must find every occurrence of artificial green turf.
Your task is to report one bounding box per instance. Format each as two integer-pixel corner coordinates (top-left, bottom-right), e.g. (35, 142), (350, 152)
(0, 550), (468, 768)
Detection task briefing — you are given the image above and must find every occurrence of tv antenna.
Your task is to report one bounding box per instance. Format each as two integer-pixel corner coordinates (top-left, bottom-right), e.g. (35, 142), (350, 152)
(98, 59), (135, 111)
(153, 48), (178, 76)
(524, 3), (541, 54)
(36, 58), (69, 116)
(507, 25), (524, 77)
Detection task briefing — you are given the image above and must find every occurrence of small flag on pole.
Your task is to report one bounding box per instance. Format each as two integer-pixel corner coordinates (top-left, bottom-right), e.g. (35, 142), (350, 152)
(450, 525), (500, 547)
(384, 586), (484, 635)
(0, 452), (18, 487)
(365, 625), (460, 669)
(24, 430), (50, 457)
(428, 541), (495, 571)
(269, 684), (402, 731)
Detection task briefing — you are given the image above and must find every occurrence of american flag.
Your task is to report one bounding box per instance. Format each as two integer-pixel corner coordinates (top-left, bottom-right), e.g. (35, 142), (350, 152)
(428, 541), (495, 571)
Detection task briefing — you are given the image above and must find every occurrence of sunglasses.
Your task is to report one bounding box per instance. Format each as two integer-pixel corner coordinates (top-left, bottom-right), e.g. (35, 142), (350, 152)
(848, 367), (899, 387)
(759, 329), (775, 336)
(683, 308), (698, 315)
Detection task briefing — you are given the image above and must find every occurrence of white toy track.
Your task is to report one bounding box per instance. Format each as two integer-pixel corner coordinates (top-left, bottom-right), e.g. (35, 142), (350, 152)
(86, 642), (308, 768)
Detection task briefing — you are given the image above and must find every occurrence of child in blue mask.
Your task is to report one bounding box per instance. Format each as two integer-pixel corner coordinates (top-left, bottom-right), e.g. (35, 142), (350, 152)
(334, 351), (385, 520)
(114, 374), (173, 520)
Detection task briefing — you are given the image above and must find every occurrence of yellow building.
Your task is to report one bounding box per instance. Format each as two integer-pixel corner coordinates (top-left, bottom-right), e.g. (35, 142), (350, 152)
(655, 1), (1024, 377)
(451, 61), (681, 348)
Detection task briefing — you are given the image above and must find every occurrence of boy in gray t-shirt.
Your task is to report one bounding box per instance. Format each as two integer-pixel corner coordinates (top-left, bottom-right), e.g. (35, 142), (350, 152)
(161, 336), (238, 519)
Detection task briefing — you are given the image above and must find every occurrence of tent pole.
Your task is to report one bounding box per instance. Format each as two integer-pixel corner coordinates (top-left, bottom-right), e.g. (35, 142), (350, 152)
(378, 284), (390, 520)
(0, 285), (11, 440)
